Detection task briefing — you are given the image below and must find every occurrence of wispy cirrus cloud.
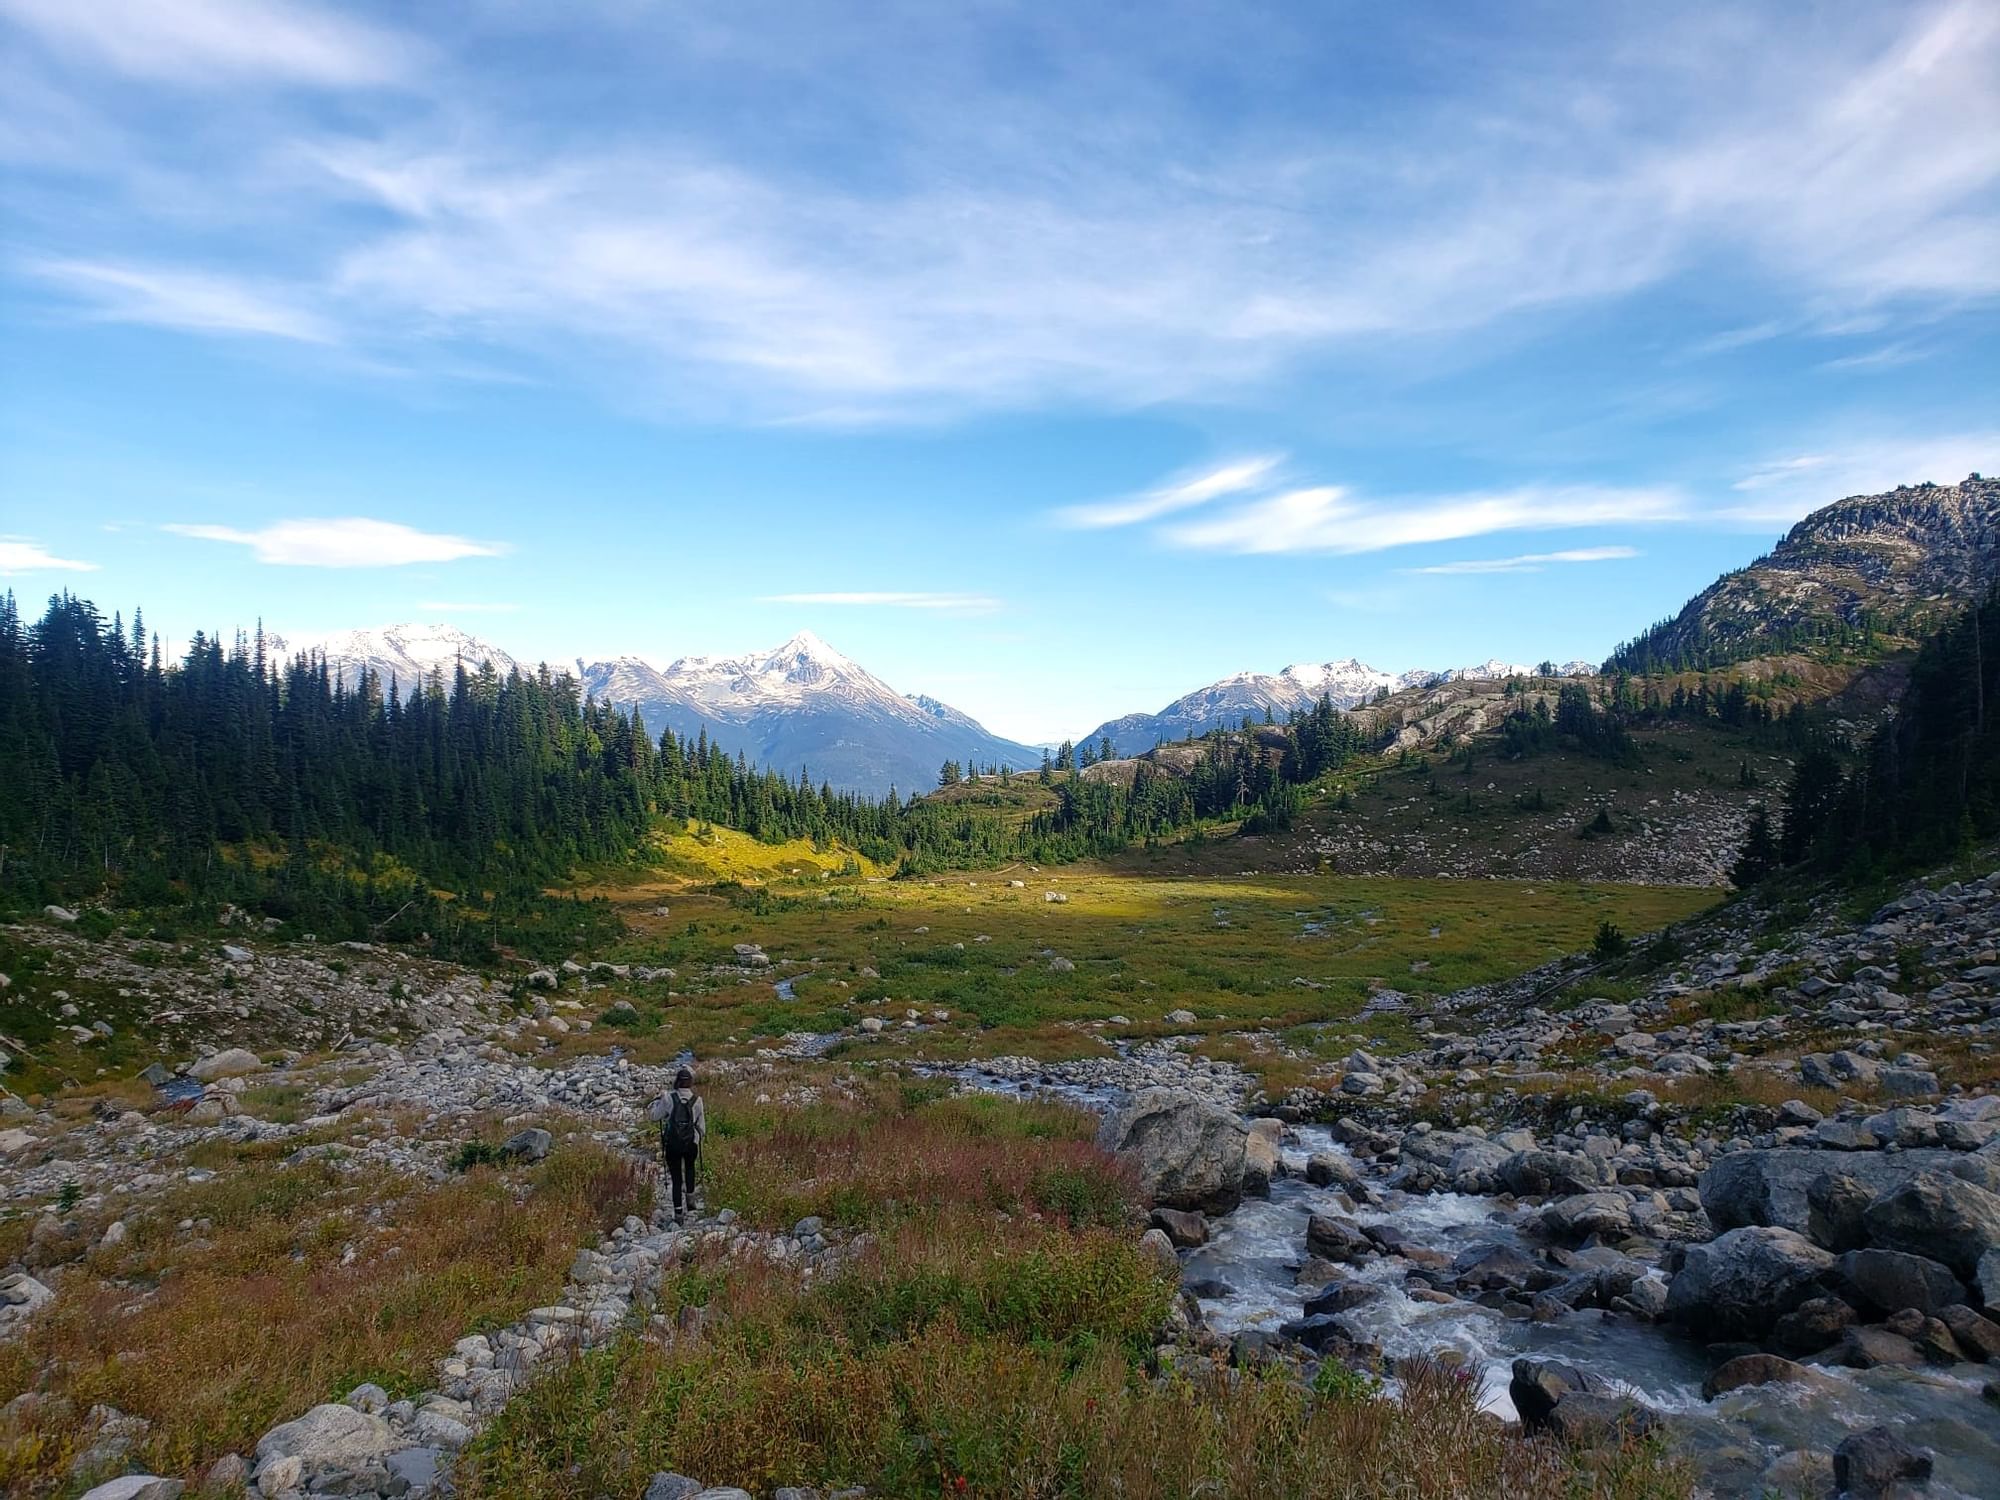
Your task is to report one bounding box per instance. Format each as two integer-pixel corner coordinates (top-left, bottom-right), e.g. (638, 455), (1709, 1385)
(32, 261), (335, 343)
(0, 537), (98, 574)
(1054, 456), (1284, 529)
(1726, 431), (1998, 522)
(758, 591), (1000, 614)
(165, 517), (507, 567)
(0, 0), (408, 86)
(9, 4), (1995, 419)
(1163, 485), (1684, 556)
(1407, 546), (1641, 576)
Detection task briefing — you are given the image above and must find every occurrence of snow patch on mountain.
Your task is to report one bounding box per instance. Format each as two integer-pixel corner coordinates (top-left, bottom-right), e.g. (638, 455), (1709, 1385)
(1084, 654), (1596, 755)
(268, 623), (526, 693)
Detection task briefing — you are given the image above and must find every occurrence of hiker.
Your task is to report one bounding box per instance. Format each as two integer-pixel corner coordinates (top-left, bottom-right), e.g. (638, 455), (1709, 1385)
(647, 1066), (706, 1222)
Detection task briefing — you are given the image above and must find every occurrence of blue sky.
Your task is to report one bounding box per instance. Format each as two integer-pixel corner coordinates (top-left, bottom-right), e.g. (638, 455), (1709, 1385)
(1, 0), (1995, 743)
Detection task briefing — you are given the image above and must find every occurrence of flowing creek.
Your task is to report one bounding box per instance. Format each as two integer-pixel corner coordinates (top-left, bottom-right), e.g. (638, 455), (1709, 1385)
(949, 1070), (2000, 1498)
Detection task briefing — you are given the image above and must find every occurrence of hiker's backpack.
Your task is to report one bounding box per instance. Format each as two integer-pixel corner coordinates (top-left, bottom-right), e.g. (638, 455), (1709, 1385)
(663, 1094), (699, 1154)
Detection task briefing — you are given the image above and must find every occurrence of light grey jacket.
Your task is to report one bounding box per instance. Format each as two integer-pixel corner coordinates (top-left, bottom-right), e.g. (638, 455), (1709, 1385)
(647, 1086), (706, 1148)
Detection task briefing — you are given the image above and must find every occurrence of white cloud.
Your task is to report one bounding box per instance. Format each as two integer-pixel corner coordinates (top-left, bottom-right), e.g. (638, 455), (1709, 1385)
(1724, 432), (1998, 523)
(758, 591), (1000, 614)
(9, 4), (1999, 417)
(1817, 341), (1926, 372)
(1054, 456), (1284, 529)
(1408, 546), (1641, 576)
(0, 537), (97, 574)
(33, 261), (335, 343)
(1165, 486), (1684, 556)
(0, 0), (407, 86)
(166, 518), (507, 567)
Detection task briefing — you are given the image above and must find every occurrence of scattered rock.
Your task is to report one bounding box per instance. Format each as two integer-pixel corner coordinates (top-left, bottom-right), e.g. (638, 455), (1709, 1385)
(1832, 1426), (1933, 1499)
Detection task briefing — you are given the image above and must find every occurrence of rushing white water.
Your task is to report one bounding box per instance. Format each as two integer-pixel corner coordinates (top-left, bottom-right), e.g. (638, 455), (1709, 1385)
(946, 1085), (1999, 1497)
(1184, 1126), (1998, 1497)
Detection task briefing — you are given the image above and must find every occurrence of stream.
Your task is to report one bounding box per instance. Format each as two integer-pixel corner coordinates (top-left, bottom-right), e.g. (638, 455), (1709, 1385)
(948, 1070), (2000, 1498)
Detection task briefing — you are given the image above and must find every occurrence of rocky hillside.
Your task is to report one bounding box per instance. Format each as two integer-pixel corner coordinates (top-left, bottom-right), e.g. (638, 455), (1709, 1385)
(1610, 473), (1998, 671)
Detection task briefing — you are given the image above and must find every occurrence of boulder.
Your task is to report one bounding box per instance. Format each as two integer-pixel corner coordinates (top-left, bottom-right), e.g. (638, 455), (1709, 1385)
(1699, 1148), (1963, 1237)
(1939, 1302), (2000, 1361)
(642, 1476), (704, 1500)
(1096, 1089), (1247, 1215)
(1832, 1426), (1932, 1499)
(1836, 1325), (1922, 1369)
(1499, 1149), (1605, 1198)
(1545, 1391), (1660, 1446)
(1306, 1151), (1362, 1190)
(1836, 1248), (1968, 1317)
(187, 1047), (261, 1083)
(501, 1128), (553, 1164)
(1148, 1207), (1207, 1248)
(1509, 1358), (1592, 1433)
(1978, 1247), (2000, 1315)
(1540, 1191), (1633, 1244)
(1772, 1295), (1857, 1355)
(1664, 1226), (1834, 1341)
(254, 1403), (396, 1481)
(1305, 1214), (1374, 1265)
(1241, 1131), (1280, 1197)
(1136, 1228), (1180, 1277)
(77, 1480), (184, 1500)
(1807, 1172), (1874, 1253)
(1701, 1352), (1828, 1401)
(1861, 1167), (2000, 1280)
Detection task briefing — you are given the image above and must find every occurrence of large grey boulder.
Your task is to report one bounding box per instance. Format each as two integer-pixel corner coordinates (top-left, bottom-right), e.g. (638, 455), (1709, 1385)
(1305, 1213), (1373, 1264)
(1096, 1089), (1247, 1214)
(501, 1127), (553, 1163)
(1540, 1191), (1633, 1244)
(254, 1402), (397, 1480)
(1664, 1226), (1834, 1341)
(77, 1480), (184, 1500)
(1836, 1248), (1968, 1316)
(1499, 1149), (1607, 1198)
(186, 1047), (262, 1082)
(1862, 1168), (2000, 1281)
(1508, 1357), (1591, 1432)
(1700, 1148), (1961, 1237)
(642, 1477), (704, 1500)
(1832, 1426), (1932, 1499)
(1807, 1172), (1873, 1253)
(1979, 1247), (2000, 1315)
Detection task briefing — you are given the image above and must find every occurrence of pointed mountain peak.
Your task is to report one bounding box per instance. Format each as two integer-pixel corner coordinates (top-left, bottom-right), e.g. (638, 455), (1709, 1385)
(774, 628), (847, 663)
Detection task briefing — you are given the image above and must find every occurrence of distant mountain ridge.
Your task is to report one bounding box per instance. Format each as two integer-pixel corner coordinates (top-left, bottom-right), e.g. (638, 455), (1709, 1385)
(574, 631), (1044, 796)
(1608, 473), (1997, 672)
(1083, 655), (1595, 757)
(268, 623), (1041, 798)
(264, 623), (527, 690)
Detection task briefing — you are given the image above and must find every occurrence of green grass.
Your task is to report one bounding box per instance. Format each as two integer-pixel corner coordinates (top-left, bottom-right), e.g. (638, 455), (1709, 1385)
(559, 863), (1714, 1091)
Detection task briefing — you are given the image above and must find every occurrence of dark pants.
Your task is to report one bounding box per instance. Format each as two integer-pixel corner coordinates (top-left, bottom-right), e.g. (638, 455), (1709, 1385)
(664, 1149), (698, 1212)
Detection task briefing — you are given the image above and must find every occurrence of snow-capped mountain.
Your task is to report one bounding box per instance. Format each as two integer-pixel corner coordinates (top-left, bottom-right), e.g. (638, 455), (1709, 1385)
(269, 623), (1041, 796)
(576, 631), (1044, 797)
(1083, 654), (1595, 755)
(266, 623), (526, 694)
